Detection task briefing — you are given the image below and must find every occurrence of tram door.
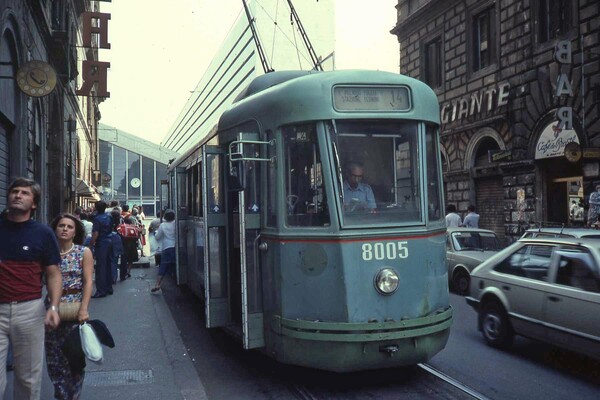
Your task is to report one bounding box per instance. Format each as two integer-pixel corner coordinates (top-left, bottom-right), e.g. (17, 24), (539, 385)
(173, 167), (189, 285)
(231, 133), (265, 349)
(202, 146), (229, 328)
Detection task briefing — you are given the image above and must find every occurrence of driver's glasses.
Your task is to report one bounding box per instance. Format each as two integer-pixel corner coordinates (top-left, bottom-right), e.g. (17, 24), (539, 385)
(351, 174), (363, 180)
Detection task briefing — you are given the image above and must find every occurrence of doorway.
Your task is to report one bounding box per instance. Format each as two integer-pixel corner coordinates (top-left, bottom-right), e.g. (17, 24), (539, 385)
(548, 177), (584, 226)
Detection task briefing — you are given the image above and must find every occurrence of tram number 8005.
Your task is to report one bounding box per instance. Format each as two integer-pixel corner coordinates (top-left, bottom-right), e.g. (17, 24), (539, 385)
(362, 242), (408, 261)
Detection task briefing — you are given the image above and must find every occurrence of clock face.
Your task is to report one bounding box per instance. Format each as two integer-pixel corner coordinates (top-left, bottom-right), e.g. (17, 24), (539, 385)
(16, 61), (57, 97)
(564, 142), (581, 163)
(130, 178), (141, 188)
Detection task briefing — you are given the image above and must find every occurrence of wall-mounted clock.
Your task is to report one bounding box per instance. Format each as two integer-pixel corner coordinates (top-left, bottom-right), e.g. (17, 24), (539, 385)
(16, 61), (57, 97)
(564, 142), (582, 163)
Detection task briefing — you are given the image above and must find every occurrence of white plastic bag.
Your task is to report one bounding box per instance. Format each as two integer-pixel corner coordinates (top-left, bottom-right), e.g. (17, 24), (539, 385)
(149, 233), (161, 256)
(80, 322), (103, 363)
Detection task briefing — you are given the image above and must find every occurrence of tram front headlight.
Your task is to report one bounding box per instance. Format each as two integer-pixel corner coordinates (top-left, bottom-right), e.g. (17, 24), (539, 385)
(374, 268), (399, 295)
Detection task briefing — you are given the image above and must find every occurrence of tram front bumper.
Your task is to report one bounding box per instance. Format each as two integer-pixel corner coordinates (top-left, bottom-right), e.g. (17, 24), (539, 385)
(270, 306), (453, 372)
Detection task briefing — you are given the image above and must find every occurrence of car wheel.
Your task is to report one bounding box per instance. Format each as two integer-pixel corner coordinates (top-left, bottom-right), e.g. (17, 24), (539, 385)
(452, 269), (470, 295)
(480, 301), (514, 349)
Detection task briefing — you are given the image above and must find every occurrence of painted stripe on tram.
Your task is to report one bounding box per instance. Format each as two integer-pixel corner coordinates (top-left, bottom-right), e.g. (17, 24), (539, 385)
(262, 230), (447, 244)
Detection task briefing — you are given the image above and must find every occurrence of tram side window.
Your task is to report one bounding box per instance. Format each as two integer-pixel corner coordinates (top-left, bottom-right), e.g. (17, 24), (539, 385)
(283, 124), (330, 227)
(243, 143), (261, 214)
(206, 154), (224, 213)
(186, 169), (194, 216)
(190, 163), (202, 217)
(177, 171), (188, 218)
(426, 124), (442, 221)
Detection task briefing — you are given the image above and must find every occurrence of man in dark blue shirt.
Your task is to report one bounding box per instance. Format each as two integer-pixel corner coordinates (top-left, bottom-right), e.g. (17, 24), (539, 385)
(0, 177), (62, 399)
(89, 200), (114, 298)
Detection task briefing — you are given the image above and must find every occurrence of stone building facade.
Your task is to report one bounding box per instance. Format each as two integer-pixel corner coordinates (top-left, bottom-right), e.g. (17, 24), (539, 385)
(0, 0), (103, 222)
(392, 0), (600, 243)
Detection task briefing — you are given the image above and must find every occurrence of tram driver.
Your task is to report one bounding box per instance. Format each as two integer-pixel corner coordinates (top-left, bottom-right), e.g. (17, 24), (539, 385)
(343, 162), (376, 212)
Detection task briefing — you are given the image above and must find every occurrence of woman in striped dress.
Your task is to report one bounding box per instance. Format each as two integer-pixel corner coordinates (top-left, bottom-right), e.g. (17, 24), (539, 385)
(46, 213), (93, 400)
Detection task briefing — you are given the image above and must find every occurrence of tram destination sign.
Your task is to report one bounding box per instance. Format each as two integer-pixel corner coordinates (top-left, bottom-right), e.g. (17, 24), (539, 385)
(333, 86), (411, 112)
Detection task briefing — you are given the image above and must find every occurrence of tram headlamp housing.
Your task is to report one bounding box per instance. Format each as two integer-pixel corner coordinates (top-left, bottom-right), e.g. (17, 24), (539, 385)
(374, 268), (399, 295)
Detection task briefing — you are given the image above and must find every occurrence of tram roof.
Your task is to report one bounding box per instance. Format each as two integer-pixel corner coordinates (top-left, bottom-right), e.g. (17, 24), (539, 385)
(168, 70), (439, 170)
(219, 69), (440, 131)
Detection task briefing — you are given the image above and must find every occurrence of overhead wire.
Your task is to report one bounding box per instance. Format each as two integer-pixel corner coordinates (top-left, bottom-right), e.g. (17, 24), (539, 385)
(270, 0), (280, 64)
(290, 13), (303, 70)
(253, 0), (314, 69)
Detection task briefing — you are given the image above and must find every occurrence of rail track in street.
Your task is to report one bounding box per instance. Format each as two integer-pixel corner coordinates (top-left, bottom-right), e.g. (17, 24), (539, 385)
(418, 363), (491, 400)
(289, 363), (491, 400)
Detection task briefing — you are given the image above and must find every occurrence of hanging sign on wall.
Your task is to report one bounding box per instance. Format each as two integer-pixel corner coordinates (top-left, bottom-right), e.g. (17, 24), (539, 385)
(76, 12), (111, 97)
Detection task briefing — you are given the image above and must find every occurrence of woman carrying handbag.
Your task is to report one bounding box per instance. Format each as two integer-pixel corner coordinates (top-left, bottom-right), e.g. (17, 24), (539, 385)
(46, 213), (93, 400)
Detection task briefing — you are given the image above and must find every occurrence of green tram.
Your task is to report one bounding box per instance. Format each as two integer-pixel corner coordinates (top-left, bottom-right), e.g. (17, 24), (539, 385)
(166, 70), (452, 372)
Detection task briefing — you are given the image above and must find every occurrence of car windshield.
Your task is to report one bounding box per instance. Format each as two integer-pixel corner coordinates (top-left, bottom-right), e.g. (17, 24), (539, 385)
(451, 231), (501, 251)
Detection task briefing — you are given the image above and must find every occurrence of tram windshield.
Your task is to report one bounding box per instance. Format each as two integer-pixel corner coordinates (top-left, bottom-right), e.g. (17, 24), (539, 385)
(330, 120), (436, 227)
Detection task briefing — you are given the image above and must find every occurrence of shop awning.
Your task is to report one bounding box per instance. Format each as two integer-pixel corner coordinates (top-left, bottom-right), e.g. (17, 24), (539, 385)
(76, 177), (101, 201)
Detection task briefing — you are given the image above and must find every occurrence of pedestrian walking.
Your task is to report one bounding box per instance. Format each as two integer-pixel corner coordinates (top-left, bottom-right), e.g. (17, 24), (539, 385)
(109, 208), (124, 284)
(120, 204), (131, 219)
(119, 216), (140, 281)
(79, 213), (93, 246)
(148, 210), (163, 267)
(463, 205), (480, 228)
(109, 200), (121, 213)
(588, 185), (600, 227)
(151, 210), (176, 293)
(445, 204), (462, 227)
(0, 177), (62, 399)
(89, 201), (113, 298)
(45, 213), (93, 400)
(131, 208), (146, 257)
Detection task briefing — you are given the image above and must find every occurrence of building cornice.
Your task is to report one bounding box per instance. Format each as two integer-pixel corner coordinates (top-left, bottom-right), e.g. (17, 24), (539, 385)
(390, 1), (448, 37)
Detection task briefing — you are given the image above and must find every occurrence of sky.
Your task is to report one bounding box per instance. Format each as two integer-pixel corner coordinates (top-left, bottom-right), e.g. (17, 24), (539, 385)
(98, 0), (399, 145)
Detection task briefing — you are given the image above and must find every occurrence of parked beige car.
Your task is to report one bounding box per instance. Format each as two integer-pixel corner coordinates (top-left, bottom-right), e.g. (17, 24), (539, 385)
(466, 237), (600, 360)
(521, 227), (600, 239)
(446, 227), (501, 295)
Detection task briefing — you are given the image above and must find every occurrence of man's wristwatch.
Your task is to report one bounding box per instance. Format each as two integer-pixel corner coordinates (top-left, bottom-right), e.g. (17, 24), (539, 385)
(50, 305), (59, 312)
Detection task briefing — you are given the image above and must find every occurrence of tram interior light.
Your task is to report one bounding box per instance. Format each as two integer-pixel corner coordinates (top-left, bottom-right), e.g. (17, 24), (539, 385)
(374, 268), (399, 295)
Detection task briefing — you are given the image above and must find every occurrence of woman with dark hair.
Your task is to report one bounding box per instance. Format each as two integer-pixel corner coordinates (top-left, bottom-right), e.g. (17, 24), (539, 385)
(151, 210), (176, 293)
(46, 213), (93, 399)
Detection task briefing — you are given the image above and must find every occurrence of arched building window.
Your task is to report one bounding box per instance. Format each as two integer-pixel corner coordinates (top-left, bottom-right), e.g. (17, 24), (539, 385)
(466, 127), (506, 243)
(465, 127), (505, 168)
(0, 22), (20, 211)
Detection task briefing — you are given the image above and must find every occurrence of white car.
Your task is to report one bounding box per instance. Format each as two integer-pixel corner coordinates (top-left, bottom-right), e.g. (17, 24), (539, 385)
(446, 227), (501, 295)
(466, 237), (600, 359)
(521, 227), (600, 239)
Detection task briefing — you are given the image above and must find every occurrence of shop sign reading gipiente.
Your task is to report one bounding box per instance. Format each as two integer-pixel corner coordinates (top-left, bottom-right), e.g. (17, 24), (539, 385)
(440, 82), (510, 124)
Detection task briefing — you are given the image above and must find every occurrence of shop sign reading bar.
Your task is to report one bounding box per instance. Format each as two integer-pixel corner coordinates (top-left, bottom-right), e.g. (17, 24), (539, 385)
(333, 86), (411, 112)
(76, 12), (111, 97)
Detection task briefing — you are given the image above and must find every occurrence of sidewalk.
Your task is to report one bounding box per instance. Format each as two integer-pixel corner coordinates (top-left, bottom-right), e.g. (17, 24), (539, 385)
(4, 257), (208, 400)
